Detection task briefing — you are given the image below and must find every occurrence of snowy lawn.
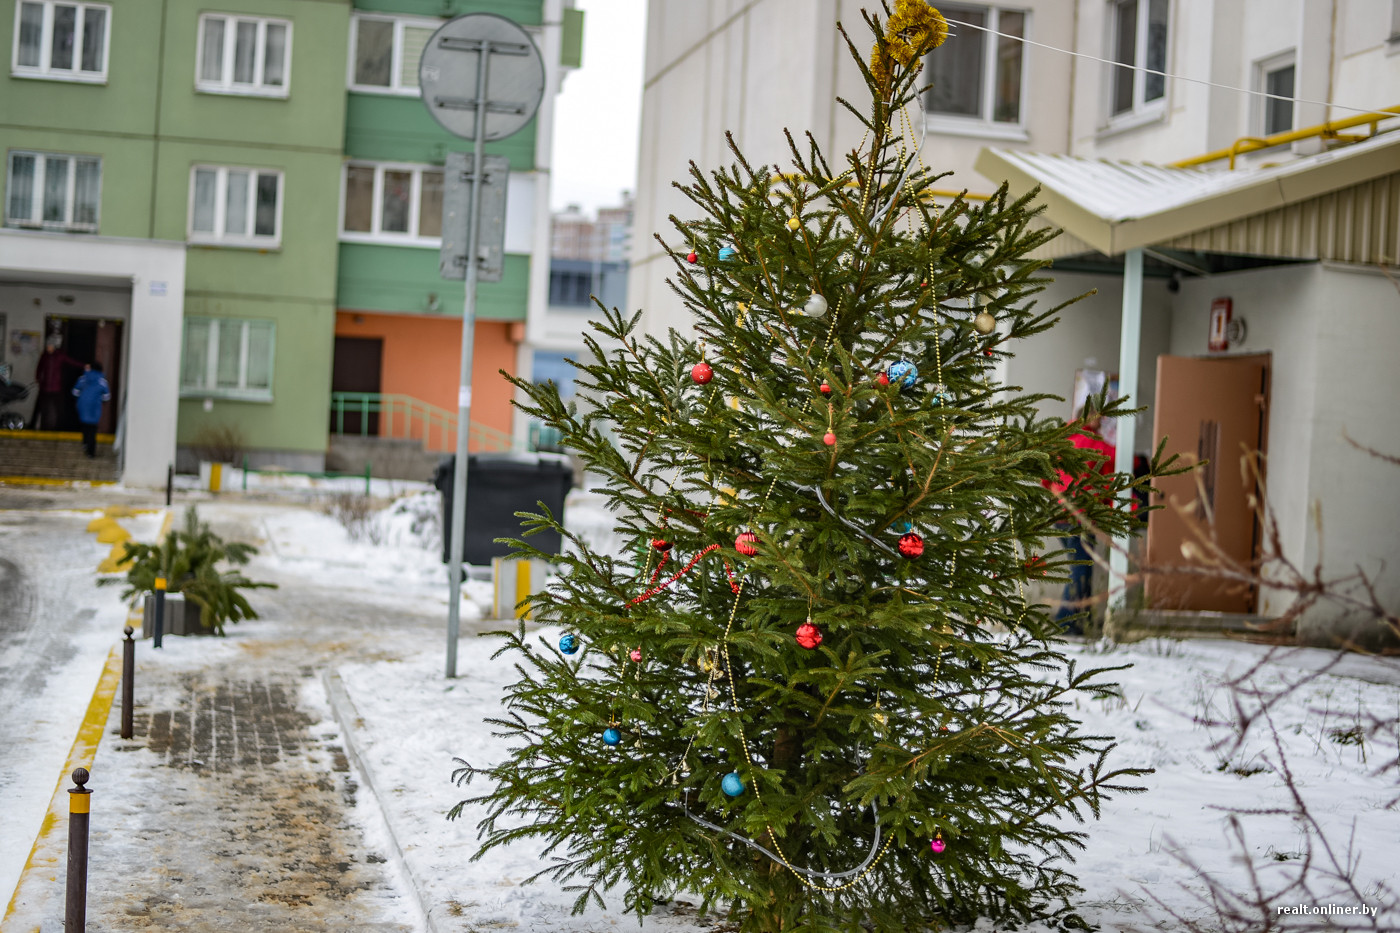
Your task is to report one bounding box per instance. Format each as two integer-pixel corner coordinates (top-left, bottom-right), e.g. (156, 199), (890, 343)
(336, 628), (1399, 930)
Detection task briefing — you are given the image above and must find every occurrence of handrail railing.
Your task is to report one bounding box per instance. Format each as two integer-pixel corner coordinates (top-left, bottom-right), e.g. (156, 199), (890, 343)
(1170, 104), (1400, 170)
(329, 392), (517, 453)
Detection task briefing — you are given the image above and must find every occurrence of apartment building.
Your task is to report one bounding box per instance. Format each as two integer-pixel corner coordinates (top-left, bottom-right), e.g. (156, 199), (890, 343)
(1, 0), (582, 482)
(628, 0), (1400, 643)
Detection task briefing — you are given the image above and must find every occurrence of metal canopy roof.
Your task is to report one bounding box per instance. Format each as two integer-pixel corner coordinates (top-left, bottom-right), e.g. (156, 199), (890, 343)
(974, 132), (1400, 260)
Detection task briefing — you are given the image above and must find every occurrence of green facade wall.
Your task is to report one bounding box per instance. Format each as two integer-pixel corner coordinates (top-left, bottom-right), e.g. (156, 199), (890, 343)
(337, 0), (542, 331)
(337, 245), (529, 320)
(1, 0), (351, 462)
(176, 297), (335, 454)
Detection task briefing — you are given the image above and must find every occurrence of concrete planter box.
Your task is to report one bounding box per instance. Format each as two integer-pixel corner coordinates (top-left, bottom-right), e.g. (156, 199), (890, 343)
(141, 592), (210, 637)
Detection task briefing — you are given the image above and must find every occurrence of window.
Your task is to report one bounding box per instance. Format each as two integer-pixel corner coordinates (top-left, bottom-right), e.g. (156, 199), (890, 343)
(340, 162), (444, 242)
(924, 5), (1026, 128)
(532, 351), (576, 401)
(181, 318), (275, 400)
(1259, 57), (1295, 136)
(548, 269), (594, 306)
(349, 14), (436, 94)
(5, 150), (100, 231)
(196, 13), (291, 96)
(188, 166), (283, 246)
(12, 1), (109, 81)
(1109, 0), (1168, 118)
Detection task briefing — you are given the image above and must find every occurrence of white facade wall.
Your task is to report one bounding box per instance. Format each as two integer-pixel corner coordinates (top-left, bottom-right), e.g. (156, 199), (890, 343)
(1167, 263), (1400, 640)
(629, 0), (1400, 631)
(0, 230), (186, 487)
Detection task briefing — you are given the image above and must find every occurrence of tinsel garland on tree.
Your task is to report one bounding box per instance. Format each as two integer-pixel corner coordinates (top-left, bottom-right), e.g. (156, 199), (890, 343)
(451, 3), (1169, 930)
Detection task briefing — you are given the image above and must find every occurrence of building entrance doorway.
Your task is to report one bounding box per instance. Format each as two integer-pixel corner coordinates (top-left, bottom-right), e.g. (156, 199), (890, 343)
(331, 336), (383, 436)
(45, 315), (123, 434)
(1145, 353), (1270, 613)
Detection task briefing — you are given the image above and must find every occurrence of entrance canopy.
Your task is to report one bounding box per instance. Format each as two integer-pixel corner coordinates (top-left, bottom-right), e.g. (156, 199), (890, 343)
(973, 131), (1400, 618)
(974, 131), (1400, 264)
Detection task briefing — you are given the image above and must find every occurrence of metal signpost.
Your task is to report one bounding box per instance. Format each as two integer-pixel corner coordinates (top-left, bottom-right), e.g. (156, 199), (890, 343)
(420, 14), (544, 678)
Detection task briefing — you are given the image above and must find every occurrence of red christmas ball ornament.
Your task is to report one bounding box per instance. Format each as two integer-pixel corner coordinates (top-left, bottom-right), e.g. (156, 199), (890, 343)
(691, 362), (713, 385)
(823, 432), (837, 446)
(735, 532), (758, 556)
(651, 538), (671, 552)
(876, 372), (890, 386)
(897, 532), (924, 558)
(984, 349), (994, 357)
(819, 381), (831, 396)
(629, 648), (642, 663)
(1025, 555), (1046, 575)
(686, 250), (698, 263)
(795, 622), (823, 650)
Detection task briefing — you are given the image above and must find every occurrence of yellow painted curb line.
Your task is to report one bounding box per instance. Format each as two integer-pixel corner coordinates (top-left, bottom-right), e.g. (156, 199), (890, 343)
(0, 429), (114, 443)
(1, 644), (122, 928)
(94, 507), (169, 576)
(0, 476), (115, 488)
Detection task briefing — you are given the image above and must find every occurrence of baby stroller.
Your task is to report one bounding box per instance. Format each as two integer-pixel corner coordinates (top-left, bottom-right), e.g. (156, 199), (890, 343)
(0, 373), (34, 430)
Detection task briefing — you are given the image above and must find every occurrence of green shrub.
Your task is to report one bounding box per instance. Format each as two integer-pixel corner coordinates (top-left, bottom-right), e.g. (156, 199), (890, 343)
(103, 507), (276, 635)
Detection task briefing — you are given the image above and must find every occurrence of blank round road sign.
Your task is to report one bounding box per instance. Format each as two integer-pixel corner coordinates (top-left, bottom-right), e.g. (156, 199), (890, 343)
(419, 13), (545, 142)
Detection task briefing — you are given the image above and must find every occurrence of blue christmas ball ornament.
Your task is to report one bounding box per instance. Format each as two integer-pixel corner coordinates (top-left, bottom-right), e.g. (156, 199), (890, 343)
(890, 520), (913, 534)
(559, 633), (579, 655)
(602, 727), (621, 746)
(887, 359), (918, 389)
(721, 771), (745, 797)
(718, 246), (738, 262)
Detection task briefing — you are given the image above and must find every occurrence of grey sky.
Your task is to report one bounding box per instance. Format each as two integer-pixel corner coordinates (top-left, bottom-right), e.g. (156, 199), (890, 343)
(549, 0), (647, 215)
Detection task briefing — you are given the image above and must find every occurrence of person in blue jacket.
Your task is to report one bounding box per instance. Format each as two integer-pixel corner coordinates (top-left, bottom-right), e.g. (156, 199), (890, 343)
(72, 362), (111, 458)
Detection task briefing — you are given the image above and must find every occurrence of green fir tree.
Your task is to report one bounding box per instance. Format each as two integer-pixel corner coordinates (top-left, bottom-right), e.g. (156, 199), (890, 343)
(452, 3), (1168, 929)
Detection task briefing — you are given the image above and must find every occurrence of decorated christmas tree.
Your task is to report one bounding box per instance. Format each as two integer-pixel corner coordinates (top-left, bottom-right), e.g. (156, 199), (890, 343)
(453, 3), (1161, 929)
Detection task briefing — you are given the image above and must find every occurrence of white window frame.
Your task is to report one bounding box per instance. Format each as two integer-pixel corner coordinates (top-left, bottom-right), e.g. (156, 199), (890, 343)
(347, 12), (441, 97)
(10, 0), (111, 83)
(924, 4), (1031, 141)
(338, 161), (444, 245)
(1254, 51), (1296, 137)
(195, 12), (293, 98)
(4, 149), (101, 231)
(180, 317), (276, 401)
(1104, 0), (1169, 128)
(187, 164), (284, 248)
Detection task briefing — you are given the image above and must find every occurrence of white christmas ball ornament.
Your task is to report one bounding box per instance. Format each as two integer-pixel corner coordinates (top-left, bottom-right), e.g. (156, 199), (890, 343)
(803, 293), (829, 317)
(973, 310), (996, 334)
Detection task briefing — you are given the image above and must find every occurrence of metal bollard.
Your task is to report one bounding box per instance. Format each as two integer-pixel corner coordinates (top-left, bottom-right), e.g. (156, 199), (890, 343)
(65, 767), (91, 933)
(165, 463), (173, 507)
(153, 577), (166, 650)
(121, 626), (135, 739)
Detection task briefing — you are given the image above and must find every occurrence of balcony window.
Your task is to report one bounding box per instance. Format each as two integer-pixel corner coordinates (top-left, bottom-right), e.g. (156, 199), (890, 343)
(5, 150), (100, 231)
(349, 14), (436, 95)
(189, 165), (283, 247)
(12, 1), (109, 82)
(181, 318), (275, 400)
(340, 162), (444, 243)
(196, 13), (291, 97)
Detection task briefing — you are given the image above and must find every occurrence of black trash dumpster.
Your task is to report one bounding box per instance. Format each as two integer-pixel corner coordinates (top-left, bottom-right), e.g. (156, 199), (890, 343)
(434, 454), (573, 565)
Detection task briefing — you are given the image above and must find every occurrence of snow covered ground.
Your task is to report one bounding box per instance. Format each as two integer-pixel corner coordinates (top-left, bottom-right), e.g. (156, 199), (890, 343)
(326, 489), (1400, 932)
(5, 483), (1397, 931)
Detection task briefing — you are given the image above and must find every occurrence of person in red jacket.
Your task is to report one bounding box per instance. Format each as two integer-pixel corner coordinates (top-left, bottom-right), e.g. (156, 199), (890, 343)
(33, 337), (81, 431)
(1051, 413), (1116, 634)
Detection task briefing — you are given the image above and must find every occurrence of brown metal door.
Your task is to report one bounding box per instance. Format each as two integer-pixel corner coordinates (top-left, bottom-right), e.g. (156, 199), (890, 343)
(331, 336), (383, 436)
(1145, 354), (1269, 612)
(93, 319), (122, 435)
